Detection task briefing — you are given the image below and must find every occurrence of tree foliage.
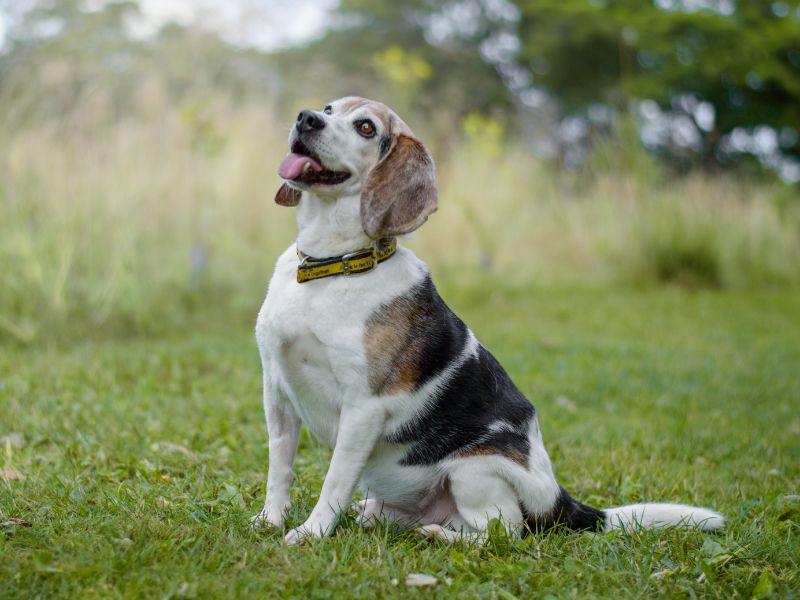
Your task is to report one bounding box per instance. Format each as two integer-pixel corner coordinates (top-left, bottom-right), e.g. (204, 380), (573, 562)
(514, 0), (800, 169)
(1, 0), (798, 179)
(330, 0), (800, 178)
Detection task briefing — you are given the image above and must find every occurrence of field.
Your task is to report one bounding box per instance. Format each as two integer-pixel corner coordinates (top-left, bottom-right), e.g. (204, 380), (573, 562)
(3, 3), (800, 597)
(2, 282), (799, 598)
(1, 66), (799, 600)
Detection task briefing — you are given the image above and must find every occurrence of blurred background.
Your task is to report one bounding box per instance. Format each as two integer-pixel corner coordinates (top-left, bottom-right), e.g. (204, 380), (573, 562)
(1, 0), (799, 343)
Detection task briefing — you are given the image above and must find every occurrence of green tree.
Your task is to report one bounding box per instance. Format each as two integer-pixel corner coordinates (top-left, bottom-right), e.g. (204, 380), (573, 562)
(513, 0), (800, 172)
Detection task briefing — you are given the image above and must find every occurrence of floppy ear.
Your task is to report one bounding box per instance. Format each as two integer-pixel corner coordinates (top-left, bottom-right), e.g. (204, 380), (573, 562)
(360, 134), (438, 239)
(275, 182), (301, 207)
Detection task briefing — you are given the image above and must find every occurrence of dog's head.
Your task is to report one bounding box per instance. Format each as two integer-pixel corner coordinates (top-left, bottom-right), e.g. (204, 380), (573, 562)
(275, 97), (438, 239)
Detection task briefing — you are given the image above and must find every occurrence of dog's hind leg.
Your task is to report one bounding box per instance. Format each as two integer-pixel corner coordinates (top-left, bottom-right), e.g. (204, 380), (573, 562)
(415, 457), (523, 542)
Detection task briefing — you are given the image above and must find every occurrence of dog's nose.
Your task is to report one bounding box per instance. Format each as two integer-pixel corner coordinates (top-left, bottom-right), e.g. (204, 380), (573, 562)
(296, 109), (325, 133)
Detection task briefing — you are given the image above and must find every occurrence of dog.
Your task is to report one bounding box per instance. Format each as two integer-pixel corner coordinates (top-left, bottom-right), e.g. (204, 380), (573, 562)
(253, 97), (724, 544)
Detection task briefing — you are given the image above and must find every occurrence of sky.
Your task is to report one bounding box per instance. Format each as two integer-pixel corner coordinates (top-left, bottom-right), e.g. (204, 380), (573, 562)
(0, 0), (338, 51)
(130, 0), (337, 50)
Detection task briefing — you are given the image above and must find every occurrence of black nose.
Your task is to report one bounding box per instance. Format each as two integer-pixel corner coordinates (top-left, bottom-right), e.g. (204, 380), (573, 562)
(296, 109), (325, 133)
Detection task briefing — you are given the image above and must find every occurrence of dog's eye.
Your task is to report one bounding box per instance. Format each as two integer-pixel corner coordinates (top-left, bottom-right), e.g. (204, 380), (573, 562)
(355, 119), (376, 138)
(323, 105), (332, 115)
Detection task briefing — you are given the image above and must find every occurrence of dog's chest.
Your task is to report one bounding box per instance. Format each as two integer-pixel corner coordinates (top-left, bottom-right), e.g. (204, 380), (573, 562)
(257, 263), (373, 444)
(257, 246), (429, 445)
(277, 330), (344, 445)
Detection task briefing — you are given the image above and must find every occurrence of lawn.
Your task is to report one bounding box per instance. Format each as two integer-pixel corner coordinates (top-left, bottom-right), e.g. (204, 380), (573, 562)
(1, 283), (799, 598)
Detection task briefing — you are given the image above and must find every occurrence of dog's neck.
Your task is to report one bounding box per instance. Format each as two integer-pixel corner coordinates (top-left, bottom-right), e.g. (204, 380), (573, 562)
(295, 191), (375, 258)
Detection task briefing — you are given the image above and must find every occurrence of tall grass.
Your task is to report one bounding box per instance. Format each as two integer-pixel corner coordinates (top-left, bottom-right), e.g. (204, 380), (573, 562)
(1, 100), (798, 343)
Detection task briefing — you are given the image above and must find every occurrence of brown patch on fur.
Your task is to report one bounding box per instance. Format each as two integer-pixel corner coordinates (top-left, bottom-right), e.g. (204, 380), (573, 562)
(364, 294), (425, 395)
(456, 446), (529, 468)
(275, 182), (301, 206)
(455, 447), (496, 459)
(337, 96), (371, 114)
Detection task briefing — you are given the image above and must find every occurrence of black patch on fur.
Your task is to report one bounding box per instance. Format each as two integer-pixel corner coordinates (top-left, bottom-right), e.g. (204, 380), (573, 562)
(411, 277), (470, 388)
(524, 487), (605, 534)
(379, 134), (392, 159)
(383, 279), (535, 466)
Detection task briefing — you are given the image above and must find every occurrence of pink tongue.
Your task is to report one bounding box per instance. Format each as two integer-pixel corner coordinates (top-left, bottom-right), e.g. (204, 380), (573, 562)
(278, 153), (323, 179)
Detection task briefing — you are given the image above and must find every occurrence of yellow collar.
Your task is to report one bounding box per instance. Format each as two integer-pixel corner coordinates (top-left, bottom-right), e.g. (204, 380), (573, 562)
(296, 238), (397, 283)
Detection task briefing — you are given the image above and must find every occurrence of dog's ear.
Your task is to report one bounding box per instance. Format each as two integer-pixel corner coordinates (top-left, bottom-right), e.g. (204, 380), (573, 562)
(275, 182), (301, 207)
(360, 133), (437, 239)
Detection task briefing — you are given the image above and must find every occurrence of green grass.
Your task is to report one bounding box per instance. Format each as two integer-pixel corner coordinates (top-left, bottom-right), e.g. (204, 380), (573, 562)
(2, 283), (799, 598)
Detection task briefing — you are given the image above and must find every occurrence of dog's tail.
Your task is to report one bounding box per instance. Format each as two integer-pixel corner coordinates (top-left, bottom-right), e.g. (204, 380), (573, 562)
(602, 501), (724, 532)
(525, 487), (725, 533)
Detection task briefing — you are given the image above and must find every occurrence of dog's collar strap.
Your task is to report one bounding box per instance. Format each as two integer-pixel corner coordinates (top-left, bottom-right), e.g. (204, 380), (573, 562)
(296, 238), (397, 283)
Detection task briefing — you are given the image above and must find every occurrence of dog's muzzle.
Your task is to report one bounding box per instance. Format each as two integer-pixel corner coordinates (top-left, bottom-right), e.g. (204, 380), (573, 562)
(278, 110), (351, 186)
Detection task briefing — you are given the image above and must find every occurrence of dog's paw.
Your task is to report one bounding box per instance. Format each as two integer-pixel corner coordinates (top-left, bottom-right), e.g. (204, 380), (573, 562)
(355, 498), (382, 529)
(415, 524), (468, 543)
(283, 526), (311, 545)
(284, 515), (334, 544)
(250, 507), (285, 529)
(415, 524), (446, 539)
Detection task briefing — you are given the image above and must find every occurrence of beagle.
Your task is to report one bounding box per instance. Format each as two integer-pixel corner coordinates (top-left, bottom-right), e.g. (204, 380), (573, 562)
(253, 97), (724, 544)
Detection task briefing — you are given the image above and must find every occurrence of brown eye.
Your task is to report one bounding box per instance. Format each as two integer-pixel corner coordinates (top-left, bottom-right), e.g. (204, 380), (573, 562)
(355, 120), (376, 138)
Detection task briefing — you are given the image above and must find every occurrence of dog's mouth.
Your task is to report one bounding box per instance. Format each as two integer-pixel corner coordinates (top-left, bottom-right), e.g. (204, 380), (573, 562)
(278, 140), (351, 186)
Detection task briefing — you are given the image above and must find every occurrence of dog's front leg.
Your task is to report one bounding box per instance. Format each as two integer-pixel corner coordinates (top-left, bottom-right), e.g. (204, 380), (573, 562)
(285, 403), (384, 544)
(252, 373), (301, 529)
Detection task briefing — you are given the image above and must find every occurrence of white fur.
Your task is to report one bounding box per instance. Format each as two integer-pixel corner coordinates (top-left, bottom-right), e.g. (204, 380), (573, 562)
(604, 503), (725, 532)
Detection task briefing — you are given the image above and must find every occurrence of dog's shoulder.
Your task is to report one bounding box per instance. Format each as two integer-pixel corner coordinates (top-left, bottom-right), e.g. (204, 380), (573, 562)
(363, 272), (471, 397)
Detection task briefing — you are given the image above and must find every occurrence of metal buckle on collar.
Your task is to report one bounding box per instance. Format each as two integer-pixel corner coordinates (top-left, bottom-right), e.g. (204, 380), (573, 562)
(341, 247), (378, 276)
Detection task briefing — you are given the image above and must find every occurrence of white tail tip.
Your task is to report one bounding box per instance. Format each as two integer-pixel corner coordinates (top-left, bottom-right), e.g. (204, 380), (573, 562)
(604, 503), (725, 532)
